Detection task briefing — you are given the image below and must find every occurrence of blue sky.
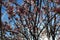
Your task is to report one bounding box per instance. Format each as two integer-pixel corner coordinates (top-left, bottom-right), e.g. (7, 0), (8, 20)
(1, 0), (60, 38)
(1, 0), (24, 37)
(2, 0), (58, 31)
(1, 0), (23, 22)
(1, 0), (55, 23)
(17, 0), (24, 5)
(1, 0), (55, 31)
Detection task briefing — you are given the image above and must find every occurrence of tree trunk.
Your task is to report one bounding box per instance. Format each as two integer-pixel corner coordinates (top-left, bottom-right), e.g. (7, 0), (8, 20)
(52, 35), (55, 40)
(0, 0), (3, 40)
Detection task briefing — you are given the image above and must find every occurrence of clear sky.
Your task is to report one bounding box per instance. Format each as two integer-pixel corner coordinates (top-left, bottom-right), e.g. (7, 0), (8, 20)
(1, 0), (60, 39)
(1, 0), (54, 36)
(1, 0), (24, 37)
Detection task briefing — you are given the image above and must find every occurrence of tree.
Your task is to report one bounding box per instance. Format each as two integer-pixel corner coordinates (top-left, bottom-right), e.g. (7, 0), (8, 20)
(1, 0), (60, 40)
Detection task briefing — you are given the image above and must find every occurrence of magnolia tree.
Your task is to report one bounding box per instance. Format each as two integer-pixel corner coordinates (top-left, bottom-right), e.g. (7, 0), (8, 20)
(1, 0), (60, 40)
